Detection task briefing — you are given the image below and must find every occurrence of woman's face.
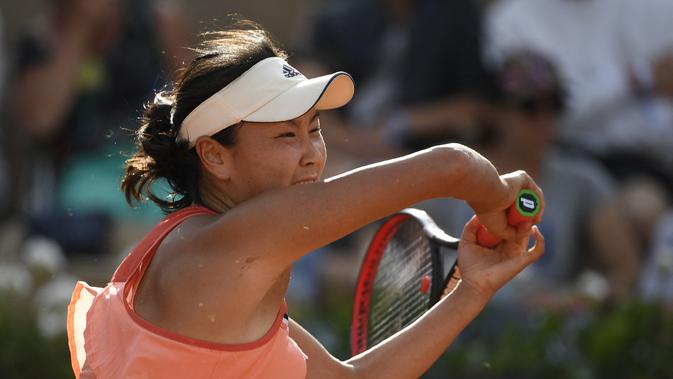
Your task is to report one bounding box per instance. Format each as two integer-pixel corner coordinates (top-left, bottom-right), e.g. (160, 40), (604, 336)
(225, 109), (326, 202)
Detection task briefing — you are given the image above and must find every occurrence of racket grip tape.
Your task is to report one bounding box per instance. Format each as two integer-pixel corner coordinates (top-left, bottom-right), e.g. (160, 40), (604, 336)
(476, 189), (541, 248)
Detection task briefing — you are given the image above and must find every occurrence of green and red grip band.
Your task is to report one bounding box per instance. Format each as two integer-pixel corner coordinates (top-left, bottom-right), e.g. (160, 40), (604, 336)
(476, 189), (541, 248)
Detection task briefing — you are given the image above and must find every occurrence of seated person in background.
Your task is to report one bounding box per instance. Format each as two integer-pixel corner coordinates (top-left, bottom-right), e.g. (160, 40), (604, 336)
(639, 209), (673, 308)
(485, 0), (673, 263)
(300, 0), (487, 163)
(13, 0), (191, 256)
(418, 50), (641, 310)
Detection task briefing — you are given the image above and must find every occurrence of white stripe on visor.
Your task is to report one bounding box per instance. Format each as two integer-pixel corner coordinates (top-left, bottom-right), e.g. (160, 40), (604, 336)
(178, 57), (355, 146)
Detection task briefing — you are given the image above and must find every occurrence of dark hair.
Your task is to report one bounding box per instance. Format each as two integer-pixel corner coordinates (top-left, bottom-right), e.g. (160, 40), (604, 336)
(475, 50), (567, 146)
(484, 49), (566, 114)
(121, 21), (287, 213)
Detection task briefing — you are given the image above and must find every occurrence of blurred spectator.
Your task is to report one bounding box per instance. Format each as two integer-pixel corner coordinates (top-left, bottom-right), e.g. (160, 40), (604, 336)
(301, 0), (487, 162)
(418, 50), (641, 309)
(640, 210), (673, 307)
(0, 9), (9, 217)
(0, 9), (5, 94)
(485, 0), (673, 252)
(0, 8), (24, 262)
(13, 0), (190, 257)
(287, 0), (490, 315)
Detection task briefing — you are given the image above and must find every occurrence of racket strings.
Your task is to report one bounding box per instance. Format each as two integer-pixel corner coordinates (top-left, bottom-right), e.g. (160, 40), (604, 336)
(372, 278), (427, 332)
(369, 253), (432, 323)
(369, 237), (426, 316)
(367, 222), (434, 347)
(369, 261), (432, 345)
(370, 235), (428, 315)
(370, 271), (429, 327)
(368, 286), (431, 344)
(369, 268), (430, 335)
(442, 265), (462, 298)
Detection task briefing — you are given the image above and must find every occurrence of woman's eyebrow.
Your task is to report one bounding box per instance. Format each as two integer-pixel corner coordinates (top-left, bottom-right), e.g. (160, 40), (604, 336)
(288, 111), (320, 127)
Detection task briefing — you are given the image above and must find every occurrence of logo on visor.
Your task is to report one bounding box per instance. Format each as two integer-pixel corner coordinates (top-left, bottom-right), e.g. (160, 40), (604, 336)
(283, 64), (301, 78)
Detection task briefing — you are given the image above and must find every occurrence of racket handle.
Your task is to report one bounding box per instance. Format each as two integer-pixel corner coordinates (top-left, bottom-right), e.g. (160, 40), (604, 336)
(476, 189), (541, 248)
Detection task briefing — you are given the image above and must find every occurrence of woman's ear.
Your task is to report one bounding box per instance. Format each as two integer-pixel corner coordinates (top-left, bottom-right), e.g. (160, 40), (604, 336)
(194, 137), (233, 180)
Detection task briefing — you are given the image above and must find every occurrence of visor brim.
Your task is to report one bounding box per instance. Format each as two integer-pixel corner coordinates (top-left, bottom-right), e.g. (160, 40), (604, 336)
(244, 72), (355, 122)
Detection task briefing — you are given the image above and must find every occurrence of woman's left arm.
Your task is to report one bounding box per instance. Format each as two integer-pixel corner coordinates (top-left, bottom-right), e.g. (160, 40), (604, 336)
(288, 319), (354, 379)
(289, 217), (544, 379)
(290, 282), (489, 379)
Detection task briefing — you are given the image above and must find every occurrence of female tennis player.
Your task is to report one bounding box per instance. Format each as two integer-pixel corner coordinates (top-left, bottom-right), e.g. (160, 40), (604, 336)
(67, 23), (544, 378)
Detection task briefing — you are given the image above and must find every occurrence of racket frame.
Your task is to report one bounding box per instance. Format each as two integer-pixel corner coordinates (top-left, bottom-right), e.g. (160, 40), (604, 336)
(350, 208), (460, 355)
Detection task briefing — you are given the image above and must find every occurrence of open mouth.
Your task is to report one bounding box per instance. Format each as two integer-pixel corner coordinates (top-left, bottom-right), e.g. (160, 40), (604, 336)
(292, 179), (316, 185)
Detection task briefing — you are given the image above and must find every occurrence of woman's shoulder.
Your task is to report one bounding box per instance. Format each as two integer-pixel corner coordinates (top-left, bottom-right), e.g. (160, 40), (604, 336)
(144, 205), (277, 302)
(134, 207), (289, 345)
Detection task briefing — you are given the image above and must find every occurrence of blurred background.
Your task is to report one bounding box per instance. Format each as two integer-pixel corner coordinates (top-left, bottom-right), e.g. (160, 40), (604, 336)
(0, 0), (672, 378)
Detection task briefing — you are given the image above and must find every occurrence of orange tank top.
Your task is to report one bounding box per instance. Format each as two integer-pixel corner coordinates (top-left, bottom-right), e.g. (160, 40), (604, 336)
(66, 206), (308, 378)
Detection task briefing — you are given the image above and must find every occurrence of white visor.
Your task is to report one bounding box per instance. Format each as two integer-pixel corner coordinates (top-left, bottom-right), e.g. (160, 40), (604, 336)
(178, 57), (355, 146)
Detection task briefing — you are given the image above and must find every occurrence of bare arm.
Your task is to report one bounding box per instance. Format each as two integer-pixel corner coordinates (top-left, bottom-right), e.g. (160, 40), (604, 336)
(289, 218), (545, 379)
(289, 285), (488, 379)
(15, 0), (110, 140)
(15, 21), (89, 139)
(187, 144), (534, 267)
(588, 198), (641, 301)
(652, 53), (673, 97)
(345, 284), (489, 379)
(287, 319), (352, 379)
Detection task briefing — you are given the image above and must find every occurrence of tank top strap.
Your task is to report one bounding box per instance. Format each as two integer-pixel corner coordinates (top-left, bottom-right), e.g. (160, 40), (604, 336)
(111, 206), (216, 283)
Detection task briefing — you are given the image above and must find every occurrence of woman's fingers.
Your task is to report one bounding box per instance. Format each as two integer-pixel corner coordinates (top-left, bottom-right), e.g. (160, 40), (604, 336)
(475, 212), (517, 242)
(515, 222), (533, 245)
(524, 226), (545, 262)
(501, 225), (543, 261)
(461, 215), (482, 244)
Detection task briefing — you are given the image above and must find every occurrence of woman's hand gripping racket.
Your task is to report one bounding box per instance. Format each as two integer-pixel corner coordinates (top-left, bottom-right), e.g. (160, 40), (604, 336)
(476, 189), (542, 248)
(350, 190), (541, 355)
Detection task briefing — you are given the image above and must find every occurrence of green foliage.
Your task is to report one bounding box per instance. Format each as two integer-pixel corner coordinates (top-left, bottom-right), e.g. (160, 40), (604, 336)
(0, 292), (72, 379)
(295, 296), (673, 379)
(581, 303), (673, 379)
(432, 304), (673, 379)
(2, 285), (672, 379)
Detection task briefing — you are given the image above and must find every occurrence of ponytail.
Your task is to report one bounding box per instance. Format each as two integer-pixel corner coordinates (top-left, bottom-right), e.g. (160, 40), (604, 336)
(121, 92), (200, 213)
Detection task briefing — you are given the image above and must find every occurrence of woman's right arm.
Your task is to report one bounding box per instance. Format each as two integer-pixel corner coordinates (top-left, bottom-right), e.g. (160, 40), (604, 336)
(187, 143), (541, 266)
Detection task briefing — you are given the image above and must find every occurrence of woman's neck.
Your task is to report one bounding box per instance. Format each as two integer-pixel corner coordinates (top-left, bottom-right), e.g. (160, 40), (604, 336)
(198, 177), (236, 214)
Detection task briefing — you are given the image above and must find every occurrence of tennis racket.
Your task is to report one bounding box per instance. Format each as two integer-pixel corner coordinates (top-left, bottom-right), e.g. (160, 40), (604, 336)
(350, 208), (460, 355)
(350, 190), (541, 355)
